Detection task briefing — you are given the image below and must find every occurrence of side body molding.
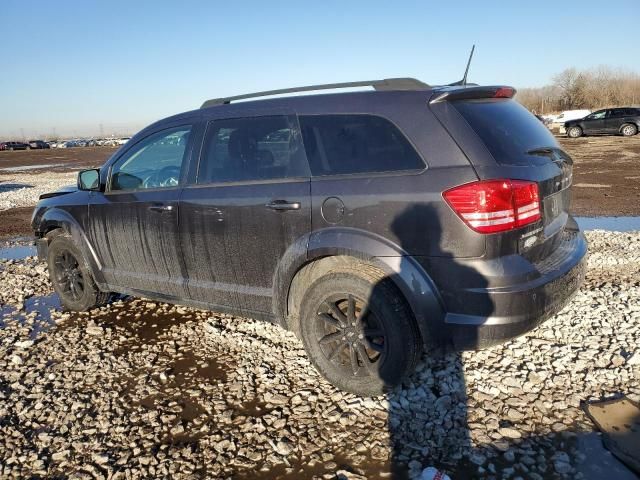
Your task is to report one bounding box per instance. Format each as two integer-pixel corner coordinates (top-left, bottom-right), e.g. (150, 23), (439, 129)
(37, 207), (106, 286)
(273, 227), (446, 346)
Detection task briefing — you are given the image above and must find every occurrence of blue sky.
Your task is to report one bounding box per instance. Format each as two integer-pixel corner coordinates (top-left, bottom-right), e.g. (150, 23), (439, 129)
(1, 0), (638, 138)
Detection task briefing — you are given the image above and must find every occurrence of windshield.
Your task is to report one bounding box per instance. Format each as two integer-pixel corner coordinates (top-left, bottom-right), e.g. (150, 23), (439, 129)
(453, 99), (560, 165)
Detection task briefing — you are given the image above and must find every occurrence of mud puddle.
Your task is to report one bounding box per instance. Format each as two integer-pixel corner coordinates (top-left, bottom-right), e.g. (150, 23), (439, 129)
(0, 243), (36, 260)
(0, 163), (65, 172)
(0, 294), (61, 338)
(575, 216), (640, 232)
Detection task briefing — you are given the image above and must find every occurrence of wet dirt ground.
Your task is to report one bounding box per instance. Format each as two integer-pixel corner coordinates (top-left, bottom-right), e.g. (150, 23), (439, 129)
(0, 136), (639, 239)
(559, 136), (640, 216)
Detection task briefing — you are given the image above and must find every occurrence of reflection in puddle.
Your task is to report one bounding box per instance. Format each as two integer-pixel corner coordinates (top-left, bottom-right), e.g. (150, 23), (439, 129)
(0, 294), (61, 338)
(0, 163), (65, 172)
(576, 216), (640, 232)
(0, 244), (37, 260)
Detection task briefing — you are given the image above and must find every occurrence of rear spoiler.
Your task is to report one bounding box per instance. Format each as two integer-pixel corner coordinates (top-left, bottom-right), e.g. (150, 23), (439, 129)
(430, 86), (516, 104)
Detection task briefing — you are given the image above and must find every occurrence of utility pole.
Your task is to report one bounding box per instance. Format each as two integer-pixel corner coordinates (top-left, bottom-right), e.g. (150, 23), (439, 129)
(20, 128), (25, 141)
(99, 123), (104, 138)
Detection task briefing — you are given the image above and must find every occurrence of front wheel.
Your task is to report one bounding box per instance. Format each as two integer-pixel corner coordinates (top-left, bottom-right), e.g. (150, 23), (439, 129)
(621, 124), (638, 137)
(299, 268), (421, 396)
(47, 233), (109, 311)
(567, 126), (583, 138)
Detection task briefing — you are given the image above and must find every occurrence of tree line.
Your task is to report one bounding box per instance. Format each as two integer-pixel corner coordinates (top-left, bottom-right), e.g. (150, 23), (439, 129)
(516, 66), (640, 114)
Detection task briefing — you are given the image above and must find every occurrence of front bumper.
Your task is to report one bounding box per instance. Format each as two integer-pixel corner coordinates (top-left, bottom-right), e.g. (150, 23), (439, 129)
(445, 230), (588, 350)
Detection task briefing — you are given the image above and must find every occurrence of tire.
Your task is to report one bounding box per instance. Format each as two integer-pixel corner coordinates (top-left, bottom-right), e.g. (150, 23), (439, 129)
(47, 233), (109, 311)
(621, 124), (638, 137)
(299, 268), (421, 396)
(567, 126), (583, 138)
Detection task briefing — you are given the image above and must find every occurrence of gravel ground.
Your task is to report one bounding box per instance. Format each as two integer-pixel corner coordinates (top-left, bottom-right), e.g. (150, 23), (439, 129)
(0, 170), (77, 211)
(0, 230), (638, 479)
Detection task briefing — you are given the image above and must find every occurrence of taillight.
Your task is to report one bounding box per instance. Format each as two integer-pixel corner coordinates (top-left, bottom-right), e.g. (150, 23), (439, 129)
(443, 180), (541, 234)
(493, 87), (515, 98)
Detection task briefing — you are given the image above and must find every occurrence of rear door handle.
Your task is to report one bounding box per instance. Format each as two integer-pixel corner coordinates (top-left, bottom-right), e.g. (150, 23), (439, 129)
(148, 204), (174, 213)
(265, 200), (301, 211)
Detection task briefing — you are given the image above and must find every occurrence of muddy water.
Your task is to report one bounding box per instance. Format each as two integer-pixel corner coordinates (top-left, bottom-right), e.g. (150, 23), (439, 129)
(575, 216), (640, 232)
(0, 243), (36, 260)
(0, 294), (61, 338)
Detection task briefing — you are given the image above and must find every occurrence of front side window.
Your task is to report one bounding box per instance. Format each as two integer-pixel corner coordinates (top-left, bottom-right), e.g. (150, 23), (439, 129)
(299, 114), (424, 176)
(588, 110), (607, 120)
(110, 126), (191, 191)
(198, 115), (308, 184)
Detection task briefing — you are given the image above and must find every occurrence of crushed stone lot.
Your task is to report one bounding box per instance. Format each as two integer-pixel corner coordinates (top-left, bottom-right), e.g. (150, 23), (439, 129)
(0, 230), (638, 479)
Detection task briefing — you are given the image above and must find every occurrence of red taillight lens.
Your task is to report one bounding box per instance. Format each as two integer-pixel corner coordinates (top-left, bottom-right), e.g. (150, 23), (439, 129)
(443, 180), (541, 234)
(493, 87), (515, 98)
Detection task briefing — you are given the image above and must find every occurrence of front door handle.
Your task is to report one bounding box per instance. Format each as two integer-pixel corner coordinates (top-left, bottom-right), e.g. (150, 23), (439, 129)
(265, 200), (301, 211)
(148, 204), (174, 213)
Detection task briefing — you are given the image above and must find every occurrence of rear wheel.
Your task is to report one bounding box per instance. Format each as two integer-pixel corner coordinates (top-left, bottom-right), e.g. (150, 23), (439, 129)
(299, 268), (421, 396)
(567, 126), (583, 138)
(47, 233), (109, 311)
(621, 124), (638, 137)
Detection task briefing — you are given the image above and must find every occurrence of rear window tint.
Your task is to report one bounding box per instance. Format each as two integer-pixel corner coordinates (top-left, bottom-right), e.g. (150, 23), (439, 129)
(299, 114), (424, 176)
(453, 99), (559, 165)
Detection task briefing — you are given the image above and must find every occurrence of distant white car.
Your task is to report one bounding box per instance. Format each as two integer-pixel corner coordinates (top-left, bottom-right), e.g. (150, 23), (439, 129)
(116, 137), (131, 145)
(551, 110), (591, 133)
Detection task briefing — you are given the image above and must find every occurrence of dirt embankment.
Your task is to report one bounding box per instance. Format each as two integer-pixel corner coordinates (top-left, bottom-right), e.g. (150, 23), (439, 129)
(0, 137), (638, 240)
(559, 136), (640, 216)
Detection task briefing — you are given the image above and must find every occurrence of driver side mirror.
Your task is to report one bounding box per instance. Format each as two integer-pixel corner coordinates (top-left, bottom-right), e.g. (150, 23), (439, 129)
(78, 169), (101, 191)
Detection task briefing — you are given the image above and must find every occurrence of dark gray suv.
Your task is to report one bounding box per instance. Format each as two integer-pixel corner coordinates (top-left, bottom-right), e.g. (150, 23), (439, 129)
(32, 78), (587, 396)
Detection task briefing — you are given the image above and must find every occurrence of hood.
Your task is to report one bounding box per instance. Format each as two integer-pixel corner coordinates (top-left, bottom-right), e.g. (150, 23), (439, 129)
(39, 184), (78, 200)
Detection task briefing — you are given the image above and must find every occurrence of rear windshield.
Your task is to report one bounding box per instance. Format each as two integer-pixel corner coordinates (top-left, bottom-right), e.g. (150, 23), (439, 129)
(453, 99), (559, 165)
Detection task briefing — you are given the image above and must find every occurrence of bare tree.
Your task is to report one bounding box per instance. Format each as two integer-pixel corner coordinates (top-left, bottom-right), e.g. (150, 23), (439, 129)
(516, 66), (640, 113)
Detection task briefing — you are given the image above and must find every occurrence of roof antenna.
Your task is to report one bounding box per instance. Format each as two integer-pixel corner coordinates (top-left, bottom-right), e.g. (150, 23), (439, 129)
(449, 45), (475, 86)
(461, 44), (475, 86)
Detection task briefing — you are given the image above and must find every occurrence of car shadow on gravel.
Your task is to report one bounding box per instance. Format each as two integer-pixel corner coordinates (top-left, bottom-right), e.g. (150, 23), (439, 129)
(365, 204), (500, 478)
(368, 204), (495, 478)
(373, 206), (637, 479)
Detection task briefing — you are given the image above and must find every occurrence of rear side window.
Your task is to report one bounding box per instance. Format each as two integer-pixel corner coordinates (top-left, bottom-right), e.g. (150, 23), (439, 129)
(198, 115), (308, 184)
(299, 114), (424, 176)
(454, 99), (559, 165)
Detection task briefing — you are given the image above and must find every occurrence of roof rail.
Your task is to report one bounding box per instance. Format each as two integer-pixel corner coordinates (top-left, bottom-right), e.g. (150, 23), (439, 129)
(200, 77), (429, 108)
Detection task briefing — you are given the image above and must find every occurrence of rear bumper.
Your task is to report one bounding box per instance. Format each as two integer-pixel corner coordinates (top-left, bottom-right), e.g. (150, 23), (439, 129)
(444, 229), (588, 350)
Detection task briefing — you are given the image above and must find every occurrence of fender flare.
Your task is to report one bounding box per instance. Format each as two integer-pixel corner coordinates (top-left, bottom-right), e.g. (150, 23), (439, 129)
(273, 227), (446, 346)
(37, 208), (106, 286)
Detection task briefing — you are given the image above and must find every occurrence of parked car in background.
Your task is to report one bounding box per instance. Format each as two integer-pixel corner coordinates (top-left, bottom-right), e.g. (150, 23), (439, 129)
(565, 107), (640, 138)
(28, 140), (51, 149)
(0, 141), (29, 151)
(116, 137), (131, 145)
(32, 78), (586, 396)
(551, 109), (591, 133)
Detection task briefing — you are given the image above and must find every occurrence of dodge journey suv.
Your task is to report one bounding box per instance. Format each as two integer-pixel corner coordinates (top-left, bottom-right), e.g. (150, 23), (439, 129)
(32, 78), (587, 396)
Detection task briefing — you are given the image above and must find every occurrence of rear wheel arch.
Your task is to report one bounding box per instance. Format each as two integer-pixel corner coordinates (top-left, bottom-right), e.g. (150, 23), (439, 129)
(620, 123), (638, 136)
(284, 252), (445, 348)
